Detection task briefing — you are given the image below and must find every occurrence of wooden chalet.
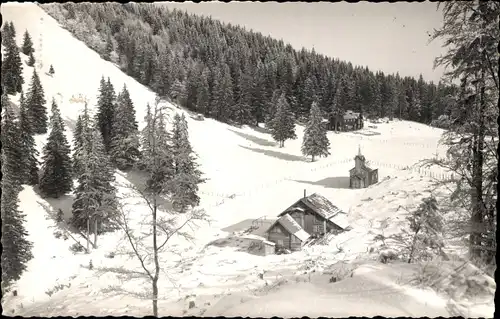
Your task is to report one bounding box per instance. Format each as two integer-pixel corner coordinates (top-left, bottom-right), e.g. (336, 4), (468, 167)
(349, 146), (378, 189)
(266, 193), (349, 251)
(329, 110), (363, 132)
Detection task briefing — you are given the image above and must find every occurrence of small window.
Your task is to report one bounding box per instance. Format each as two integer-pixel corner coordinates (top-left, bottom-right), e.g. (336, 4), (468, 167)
(272, 226), (282, 233)
(313, 225), (321, 233)
(277, 239), (284, 246)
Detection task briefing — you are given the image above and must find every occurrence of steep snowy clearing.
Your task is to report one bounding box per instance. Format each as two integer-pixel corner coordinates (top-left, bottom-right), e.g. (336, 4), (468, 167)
(1, 3), (494, 318)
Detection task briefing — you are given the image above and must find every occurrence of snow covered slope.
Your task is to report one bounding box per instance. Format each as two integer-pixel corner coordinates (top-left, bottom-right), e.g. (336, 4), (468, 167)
(1, 3), (494, 318)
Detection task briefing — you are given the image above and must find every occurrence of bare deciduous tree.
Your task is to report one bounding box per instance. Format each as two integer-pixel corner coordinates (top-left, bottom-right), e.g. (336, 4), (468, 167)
(114, 98), (209, 316)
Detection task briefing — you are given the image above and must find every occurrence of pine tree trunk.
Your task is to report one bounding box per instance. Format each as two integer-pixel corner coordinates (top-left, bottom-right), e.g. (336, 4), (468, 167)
(152, 196), (160, 317)
(93, 217), (98, 249)
(408, 227), (421, 263)
(469, 70), (486, 260)
(312, 155), (315, 162)
(86, 217), (90, 253)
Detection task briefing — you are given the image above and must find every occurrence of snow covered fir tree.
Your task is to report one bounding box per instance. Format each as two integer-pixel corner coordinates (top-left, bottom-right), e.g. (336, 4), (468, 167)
(71, 102), (118, 234)
(39, 99), (73, 198)
(1, 21), (24, 95)
(1, 94), (33, 294)
(169, 113), (205, 213)
(26, 69), (48, 135)
(302, 101), (331, 162)
(0, 2), (498, 317)
(18, 90), (39, 185)
(109, 84), (141, 170)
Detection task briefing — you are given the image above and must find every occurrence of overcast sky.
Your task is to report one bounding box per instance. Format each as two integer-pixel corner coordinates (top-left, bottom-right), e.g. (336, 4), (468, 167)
(161, 1), (447, 83)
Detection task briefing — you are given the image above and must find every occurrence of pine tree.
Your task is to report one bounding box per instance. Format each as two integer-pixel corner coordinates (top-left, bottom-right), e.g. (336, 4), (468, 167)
(1, 94), (33, 293)
(19, 91), (39, 185)
(170, 79), (187, 107)
(430, 1), (499, 262)
(1, 94), (23, 185)
(152, 53), (173, 98)
(27, 51), (36, 67)
(300, 76), (317, 118)
(72, 116), (118, 235)
(139, 102), (154, 172)
(210, 64), (234, 123)
(397, 86), (409, 119)
(195, 69), (210, 116)
(1, 20), (15, 47)
(270, 93), (297, 147)
(302, 101), (330, 162)
(265, 89), (282, 128)
(169, 113), (204, 213)
(39, 99), (73, 198)
(1, 32), (24, 95)
(72, 107), (92, 177)
(407, 88), (421, 121)
(21, 29), (34, 56)
(49, 65), (55, 76)
(26, 69), (48, 134)
(9, 21), (16, 42)
(250, 64), (267, 125)
(371, 77), (382, 118)
(109, 84), (141, 170)
(95, 77), (117, 153)
(185, 65), (201, 112)
(145, 107), (174, 195)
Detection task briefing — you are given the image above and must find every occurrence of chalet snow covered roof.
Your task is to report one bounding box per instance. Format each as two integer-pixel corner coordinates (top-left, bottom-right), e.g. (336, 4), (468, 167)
(302, 193), (343, 220)
(280, 193), (350, 230)
(268, 214), (310, 242)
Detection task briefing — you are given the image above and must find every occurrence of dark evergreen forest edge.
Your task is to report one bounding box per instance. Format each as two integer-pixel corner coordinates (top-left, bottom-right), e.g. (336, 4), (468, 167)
(42, 2), (458, 129)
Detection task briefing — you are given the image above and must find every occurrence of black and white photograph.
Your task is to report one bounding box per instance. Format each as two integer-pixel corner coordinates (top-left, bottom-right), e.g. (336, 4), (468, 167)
(1, 1), (497, 317)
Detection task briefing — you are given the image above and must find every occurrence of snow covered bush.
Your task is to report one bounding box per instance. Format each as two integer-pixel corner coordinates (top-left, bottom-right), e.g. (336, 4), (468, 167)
(45, 282), (71, 297)
(69, 242), (85, 254)
(430, 114), (452, 129)
(56, 208), (64, 222)
(390, 196), (444, 263)
(379, 248), (398, 264)
(410, 260), (496, 301)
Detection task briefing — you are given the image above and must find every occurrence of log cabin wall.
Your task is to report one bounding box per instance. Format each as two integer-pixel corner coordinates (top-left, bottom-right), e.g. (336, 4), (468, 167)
(267, 223), (291, 249)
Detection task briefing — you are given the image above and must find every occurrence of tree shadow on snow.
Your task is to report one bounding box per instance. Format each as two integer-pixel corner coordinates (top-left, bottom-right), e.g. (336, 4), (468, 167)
(240, 145), (306, 162)
(116, 169), (174, 211)
(292, 176), (351, 189)
(206, 235), (269, 257)
(33, 187), (75, 223)
(221, 218), (276, 238)
(249, 125), (271, 135)
(229, 129), (277, 147)
(351, 130), (381, 136)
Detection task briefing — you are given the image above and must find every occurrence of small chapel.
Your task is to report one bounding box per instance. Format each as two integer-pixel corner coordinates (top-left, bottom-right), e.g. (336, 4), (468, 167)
(349, 146), (378, 189)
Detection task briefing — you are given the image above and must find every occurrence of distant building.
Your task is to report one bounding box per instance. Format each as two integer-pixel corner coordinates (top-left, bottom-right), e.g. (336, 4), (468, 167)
(349, 146), (378, 189)
(329, 110), (363, 132)
(266, 192), (349, 251)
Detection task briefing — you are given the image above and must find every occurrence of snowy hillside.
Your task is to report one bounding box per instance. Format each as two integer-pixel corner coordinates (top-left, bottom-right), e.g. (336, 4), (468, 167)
(1, 3), (494, 318)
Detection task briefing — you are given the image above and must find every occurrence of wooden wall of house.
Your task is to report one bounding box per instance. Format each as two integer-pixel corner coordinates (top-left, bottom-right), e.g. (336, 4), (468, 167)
(288, 202), (332, 236)
(290, 235), (302, 251)
(372, 169), (379, 184)
(267, 223), (291, 249)
(289, 210), (305, 228)
(326, 221), (344, 235)
(289, 202), (316, 234)
(312, 215), (327, 235)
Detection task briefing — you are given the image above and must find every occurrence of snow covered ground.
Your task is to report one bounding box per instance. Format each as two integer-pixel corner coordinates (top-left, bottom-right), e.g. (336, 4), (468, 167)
(1, 3), (495, 318)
